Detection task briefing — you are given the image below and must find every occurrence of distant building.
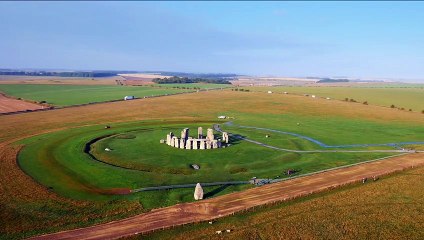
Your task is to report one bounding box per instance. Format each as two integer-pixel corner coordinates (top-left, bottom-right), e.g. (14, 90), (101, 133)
(267, 91), (273, 94)
(218, 116), (226, 119)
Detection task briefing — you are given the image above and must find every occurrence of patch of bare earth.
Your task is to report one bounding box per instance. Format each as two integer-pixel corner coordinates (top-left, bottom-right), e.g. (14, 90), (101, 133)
(0, 94), (44, 113)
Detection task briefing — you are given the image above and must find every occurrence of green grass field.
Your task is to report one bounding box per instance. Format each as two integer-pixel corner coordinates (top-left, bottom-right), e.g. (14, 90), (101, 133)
(244, 86), (424, 111)
(18, 114), (422, 209)
(0, 84), (223, 106)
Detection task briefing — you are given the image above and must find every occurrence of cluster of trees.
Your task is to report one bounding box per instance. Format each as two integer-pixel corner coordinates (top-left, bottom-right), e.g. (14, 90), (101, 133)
(152, 76), (231, 84)
(317, 78), (349, 83)
(231, 88), (250, 92)
(146, 71), (237, 79)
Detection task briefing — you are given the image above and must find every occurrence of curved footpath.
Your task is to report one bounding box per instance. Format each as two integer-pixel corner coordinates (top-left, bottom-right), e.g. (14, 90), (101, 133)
(31, 153), (424, 240)
(217, 123), (424, 153)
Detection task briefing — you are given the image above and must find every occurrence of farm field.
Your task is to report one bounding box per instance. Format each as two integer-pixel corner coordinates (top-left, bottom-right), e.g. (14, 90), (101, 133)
(0, 75), (122, 85)
(145, 163), (424, 240)
(0, 90), (423, 239)
(0, 84), (231, 107)
(0, 94), (45, 113)
(244, 85), (424, 111)
(0, 84), (191, 106)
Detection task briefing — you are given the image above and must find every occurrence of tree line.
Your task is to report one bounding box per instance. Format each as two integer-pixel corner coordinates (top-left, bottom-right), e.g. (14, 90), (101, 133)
(152, 76), (232, 84)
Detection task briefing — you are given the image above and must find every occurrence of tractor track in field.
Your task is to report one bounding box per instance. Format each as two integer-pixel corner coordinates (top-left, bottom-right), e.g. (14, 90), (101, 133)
(30, 153), (424, 240)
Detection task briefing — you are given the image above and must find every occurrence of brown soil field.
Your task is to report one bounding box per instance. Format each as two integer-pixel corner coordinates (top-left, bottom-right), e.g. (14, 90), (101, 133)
(0, 75), (122, 85)
(0, 91), (423, 238)
(0, 94), (44, 113)
(30, 153), (424, 240)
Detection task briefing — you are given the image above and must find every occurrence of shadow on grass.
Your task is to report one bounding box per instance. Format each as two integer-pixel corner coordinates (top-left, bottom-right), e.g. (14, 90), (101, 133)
(204, 184), (231, 199)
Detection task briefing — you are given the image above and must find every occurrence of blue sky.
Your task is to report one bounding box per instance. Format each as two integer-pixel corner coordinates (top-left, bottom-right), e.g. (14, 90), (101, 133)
(1, 1), (424, 80)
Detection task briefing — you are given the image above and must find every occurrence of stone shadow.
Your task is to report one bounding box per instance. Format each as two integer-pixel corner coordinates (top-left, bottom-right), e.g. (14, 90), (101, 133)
(204, 184), (231, 198)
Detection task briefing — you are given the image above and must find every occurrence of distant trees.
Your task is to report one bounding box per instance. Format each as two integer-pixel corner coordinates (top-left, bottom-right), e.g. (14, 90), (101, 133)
(152, 76), (231, 84)
(363, 101), (368, 105)
(317, 78), (349, 83)
(391, 104), (396, 108)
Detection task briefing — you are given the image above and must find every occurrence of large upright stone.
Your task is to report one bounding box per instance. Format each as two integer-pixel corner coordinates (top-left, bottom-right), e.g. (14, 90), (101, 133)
(166, 134), (171, 145)
(199, 140), (206, 149)
(170, 135), (175, 147)
(194, 183), (204, 200)
(198, 127), (203, 139)
(167, 132), (174, 145)
(181, 128), (189, 141)
(179, 138), (185, 149)
(207, 128), (214, 141)
(193, 139), (198, 149)
(206, 140), (212, 149)
(185, 139), (192, 149)
(222, 132), (229, 143)
(212, 140), (218, 149)
(174, 137), (179, 148)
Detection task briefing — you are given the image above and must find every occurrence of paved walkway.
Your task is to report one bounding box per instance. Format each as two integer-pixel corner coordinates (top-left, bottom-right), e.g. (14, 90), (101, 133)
(31, 153), (424, 240)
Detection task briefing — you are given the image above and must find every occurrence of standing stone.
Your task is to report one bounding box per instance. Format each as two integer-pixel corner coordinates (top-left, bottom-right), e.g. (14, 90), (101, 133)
(199, 140), (206, 149)
(193, 139), (198, 149)
(206, 141), (212, 149)
(198, 127), (203, 139)
(222, 132), (229, 143)
(217, 141), (222, 148)
(181, 128), (189, 141)
(194, 183), (204, 200)
(167, 132), (174, 145)
(185, 139), (192, 149)
(207, 128), (214, 141)
(170, 136), (175, 147)
(179, 138), (185, 149)
(173, 136), (179, 147)
(166, 134), (171, 145)
(184, 128), (189, 140)
(212, 140), (218, 149)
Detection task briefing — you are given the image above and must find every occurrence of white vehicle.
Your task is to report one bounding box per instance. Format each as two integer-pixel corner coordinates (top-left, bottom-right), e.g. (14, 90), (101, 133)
(218, 116), (226, 119)
(124, 96), (135, 100)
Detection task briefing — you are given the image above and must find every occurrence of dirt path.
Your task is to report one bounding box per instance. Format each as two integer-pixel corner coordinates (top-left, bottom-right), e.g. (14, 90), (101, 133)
(30, 153), (424, 240)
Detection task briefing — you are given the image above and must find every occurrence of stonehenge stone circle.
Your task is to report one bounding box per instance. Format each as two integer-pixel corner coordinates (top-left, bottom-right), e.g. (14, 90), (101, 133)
(164, 127), (230, 150)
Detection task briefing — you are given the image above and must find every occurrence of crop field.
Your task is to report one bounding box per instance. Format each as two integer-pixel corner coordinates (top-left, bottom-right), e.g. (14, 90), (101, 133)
(0, 84), (231, 107)
(145, 165), (424, 240)
(0, 90), (423, 239)
(244, 85), (424, 111)
(0, 84), (192, 106)
(0, 75), (122, 85)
